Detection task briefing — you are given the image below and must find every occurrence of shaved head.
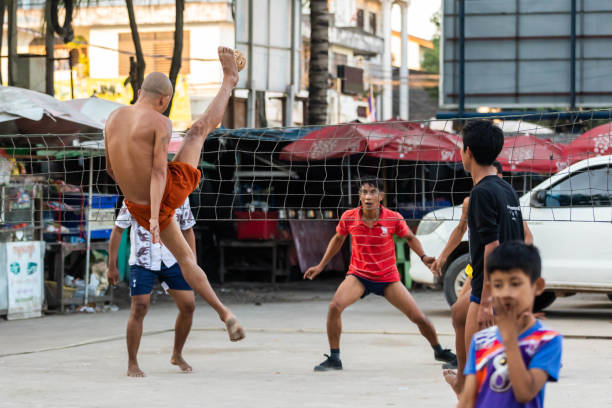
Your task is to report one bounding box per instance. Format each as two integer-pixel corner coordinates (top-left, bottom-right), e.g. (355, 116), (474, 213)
(141, 72), (173, 97)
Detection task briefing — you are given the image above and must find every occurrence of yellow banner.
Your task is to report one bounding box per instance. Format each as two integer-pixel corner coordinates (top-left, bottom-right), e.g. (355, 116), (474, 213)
(54, 76), (192, 130)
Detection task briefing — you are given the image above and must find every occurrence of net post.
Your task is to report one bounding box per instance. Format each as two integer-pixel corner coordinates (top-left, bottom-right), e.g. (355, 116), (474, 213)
(83, 153), (94, 306)
(346, 158), (351, 206)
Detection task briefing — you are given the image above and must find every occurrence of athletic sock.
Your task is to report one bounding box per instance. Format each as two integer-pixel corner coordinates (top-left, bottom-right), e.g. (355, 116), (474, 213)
(432, 344), (443, 354)
(330, 349), (340, 360)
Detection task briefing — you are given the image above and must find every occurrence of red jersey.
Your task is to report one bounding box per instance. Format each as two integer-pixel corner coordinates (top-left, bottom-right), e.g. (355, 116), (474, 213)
(336, 206), (411, 282)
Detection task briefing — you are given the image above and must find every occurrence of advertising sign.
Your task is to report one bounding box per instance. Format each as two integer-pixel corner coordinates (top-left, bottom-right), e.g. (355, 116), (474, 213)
(5, 241), (45, 320)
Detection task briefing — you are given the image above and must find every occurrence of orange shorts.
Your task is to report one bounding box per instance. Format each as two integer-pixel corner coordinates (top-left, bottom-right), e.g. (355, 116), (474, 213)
(125, 161), (201, 232)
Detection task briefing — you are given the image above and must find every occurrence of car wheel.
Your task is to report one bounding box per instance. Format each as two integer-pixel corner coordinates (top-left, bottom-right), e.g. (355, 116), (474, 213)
(443, 253), (471, 306)
(534, 291), (556, 312)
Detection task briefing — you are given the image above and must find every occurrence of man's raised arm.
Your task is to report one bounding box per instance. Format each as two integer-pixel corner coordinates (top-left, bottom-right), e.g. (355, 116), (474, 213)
(149, 119), (171, 243)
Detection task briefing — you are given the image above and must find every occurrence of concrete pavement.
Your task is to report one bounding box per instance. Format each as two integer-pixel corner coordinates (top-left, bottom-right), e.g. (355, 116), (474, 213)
(1, 284), (611, 407)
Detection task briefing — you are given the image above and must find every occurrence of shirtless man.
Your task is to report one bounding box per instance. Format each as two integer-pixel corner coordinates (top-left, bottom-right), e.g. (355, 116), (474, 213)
(105, 47), (244, 341)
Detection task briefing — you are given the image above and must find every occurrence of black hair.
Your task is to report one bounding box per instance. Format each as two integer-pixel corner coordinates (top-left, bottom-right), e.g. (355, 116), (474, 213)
(487, 241), (541, 282)
(359, 177), (383, 192)
(492, 160), (503, 174)
(461, 120), (504, 166)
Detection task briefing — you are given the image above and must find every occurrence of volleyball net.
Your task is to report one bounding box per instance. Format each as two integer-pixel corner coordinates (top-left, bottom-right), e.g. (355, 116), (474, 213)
(1, 110), (611, 243)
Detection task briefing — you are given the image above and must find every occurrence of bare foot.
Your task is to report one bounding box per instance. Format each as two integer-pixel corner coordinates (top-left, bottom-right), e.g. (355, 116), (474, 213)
(218, 46), (239, 86)
(171, 354), (193, 373)
(127, 363), (145, 378)
(443, 369), (461, 397)
(225, 316), (245, 342)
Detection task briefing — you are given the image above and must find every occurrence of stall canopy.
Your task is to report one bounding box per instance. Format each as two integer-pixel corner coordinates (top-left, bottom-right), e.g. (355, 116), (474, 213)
(563, 122), (612, 164)
(279, 124), (380, 161)
(62, 97), (124, 127)
(367, 123), (462, 162)
(0, 86), (103, 135)
(279, 122), (461, 162)
(496, 135), (566, 174)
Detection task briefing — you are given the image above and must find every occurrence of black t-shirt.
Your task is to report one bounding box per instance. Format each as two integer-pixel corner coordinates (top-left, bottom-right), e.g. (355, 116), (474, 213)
(468, 176), (524, 298)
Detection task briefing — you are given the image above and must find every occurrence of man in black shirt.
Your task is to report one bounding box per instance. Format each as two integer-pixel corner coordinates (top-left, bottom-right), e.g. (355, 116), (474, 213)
(444, 120), (525, 396)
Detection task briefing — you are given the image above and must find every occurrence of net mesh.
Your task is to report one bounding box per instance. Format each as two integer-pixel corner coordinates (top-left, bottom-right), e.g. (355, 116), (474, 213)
(1, 110), (611, 244)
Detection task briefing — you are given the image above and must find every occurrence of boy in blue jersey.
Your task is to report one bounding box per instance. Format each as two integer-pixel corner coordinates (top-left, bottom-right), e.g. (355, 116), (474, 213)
(459, 242), (562, 408)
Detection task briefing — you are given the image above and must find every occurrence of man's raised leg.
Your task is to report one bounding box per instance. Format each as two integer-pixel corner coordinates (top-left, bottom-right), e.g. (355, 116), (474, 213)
(169, 289), (196, 372)
(160, 219), (244, 341)
(172, 47), (238, 168)
(384, 282), (457, 364)
(126, 294), (150, 377)
(314, 275), (364, 371)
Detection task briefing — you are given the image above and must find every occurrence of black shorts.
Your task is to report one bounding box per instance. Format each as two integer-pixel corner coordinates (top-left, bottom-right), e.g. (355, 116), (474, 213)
(352, 274), (395, 298)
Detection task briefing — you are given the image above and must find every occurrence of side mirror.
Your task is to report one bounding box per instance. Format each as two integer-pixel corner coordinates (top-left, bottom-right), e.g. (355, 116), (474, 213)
(531, 190), (547, 207)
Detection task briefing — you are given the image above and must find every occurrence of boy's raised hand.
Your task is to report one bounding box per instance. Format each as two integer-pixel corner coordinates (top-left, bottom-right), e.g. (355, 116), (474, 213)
(492, 296), (531, 341)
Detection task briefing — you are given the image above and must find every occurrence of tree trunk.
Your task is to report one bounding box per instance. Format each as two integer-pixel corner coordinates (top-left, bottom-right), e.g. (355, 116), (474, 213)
(125, 0), (145, 104)
(45, 0), (54, 95)
(0, 1), (6, 85)
(163, 0), (184, 117)
(307, 0), (329, 125)
(7, 0), (18, 86)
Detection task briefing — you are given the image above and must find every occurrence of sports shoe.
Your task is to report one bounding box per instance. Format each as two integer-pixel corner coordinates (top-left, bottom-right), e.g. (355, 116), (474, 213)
(435, 348), (457, 366)
(314, 354), (343, 371)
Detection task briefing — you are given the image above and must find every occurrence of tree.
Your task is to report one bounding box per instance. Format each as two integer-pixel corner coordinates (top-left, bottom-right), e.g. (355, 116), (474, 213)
(0, 1), (6, 85)
(125, 0), (145, 104)
(421, 10), (440, 101)
(7, 0), (17, 85)
(307, 0), (329, 125)
(44, 0), (77, 95)
(163, 0), (184, 117)
(421, 10), (440, 74)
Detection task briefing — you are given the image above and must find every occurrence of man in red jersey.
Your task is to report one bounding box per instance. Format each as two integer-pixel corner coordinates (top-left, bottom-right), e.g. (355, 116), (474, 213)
(304, 178), (457, 371)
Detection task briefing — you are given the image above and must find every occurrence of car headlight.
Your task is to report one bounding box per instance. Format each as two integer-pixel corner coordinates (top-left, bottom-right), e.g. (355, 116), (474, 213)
(416, 219), (443, 236)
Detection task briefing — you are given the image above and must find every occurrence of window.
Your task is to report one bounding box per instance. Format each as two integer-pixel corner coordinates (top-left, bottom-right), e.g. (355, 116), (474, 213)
(118, 31), (190, 76)
(332, 52), (348, 75)
(356, 9), (364, 29)
(545, 166), (612, 207)
(369, 12), (377, 35)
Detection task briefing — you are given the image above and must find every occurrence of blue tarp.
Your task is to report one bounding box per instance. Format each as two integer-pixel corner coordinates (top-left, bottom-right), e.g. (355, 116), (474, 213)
(208, 126), (320, 142)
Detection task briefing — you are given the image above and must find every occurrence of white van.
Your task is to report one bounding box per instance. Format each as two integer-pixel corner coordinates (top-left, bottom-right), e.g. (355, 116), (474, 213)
(410, 155), (612, 309)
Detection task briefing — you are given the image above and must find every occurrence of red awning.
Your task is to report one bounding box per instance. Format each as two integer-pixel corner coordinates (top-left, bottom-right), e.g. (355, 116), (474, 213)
(496, 135), (567, 174)
(279, 122), (461, 162)
(367, 123), (462, 162)
(563, 123), (612, 164)
(279, 123), (391, 161)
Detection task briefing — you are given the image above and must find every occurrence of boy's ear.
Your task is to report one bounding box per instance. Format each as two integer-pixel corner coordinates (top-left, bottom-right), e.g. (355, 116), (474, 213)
(379, 191), (385, 203)
(533, 277), (546, 296)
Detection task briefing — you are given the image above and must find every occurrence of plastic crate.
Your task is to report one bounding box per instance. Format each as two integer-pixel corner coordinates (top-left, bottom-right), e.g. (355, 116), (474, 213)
(235, 211), (279, 240)
(63, 194), (118, 209)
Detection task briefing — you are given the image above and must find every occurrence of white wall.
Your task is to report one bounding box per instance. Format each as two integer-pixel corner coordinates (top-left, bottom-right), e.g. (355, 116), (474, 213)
(391, 34), (423, 70)
(188, 23), (234, 85)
